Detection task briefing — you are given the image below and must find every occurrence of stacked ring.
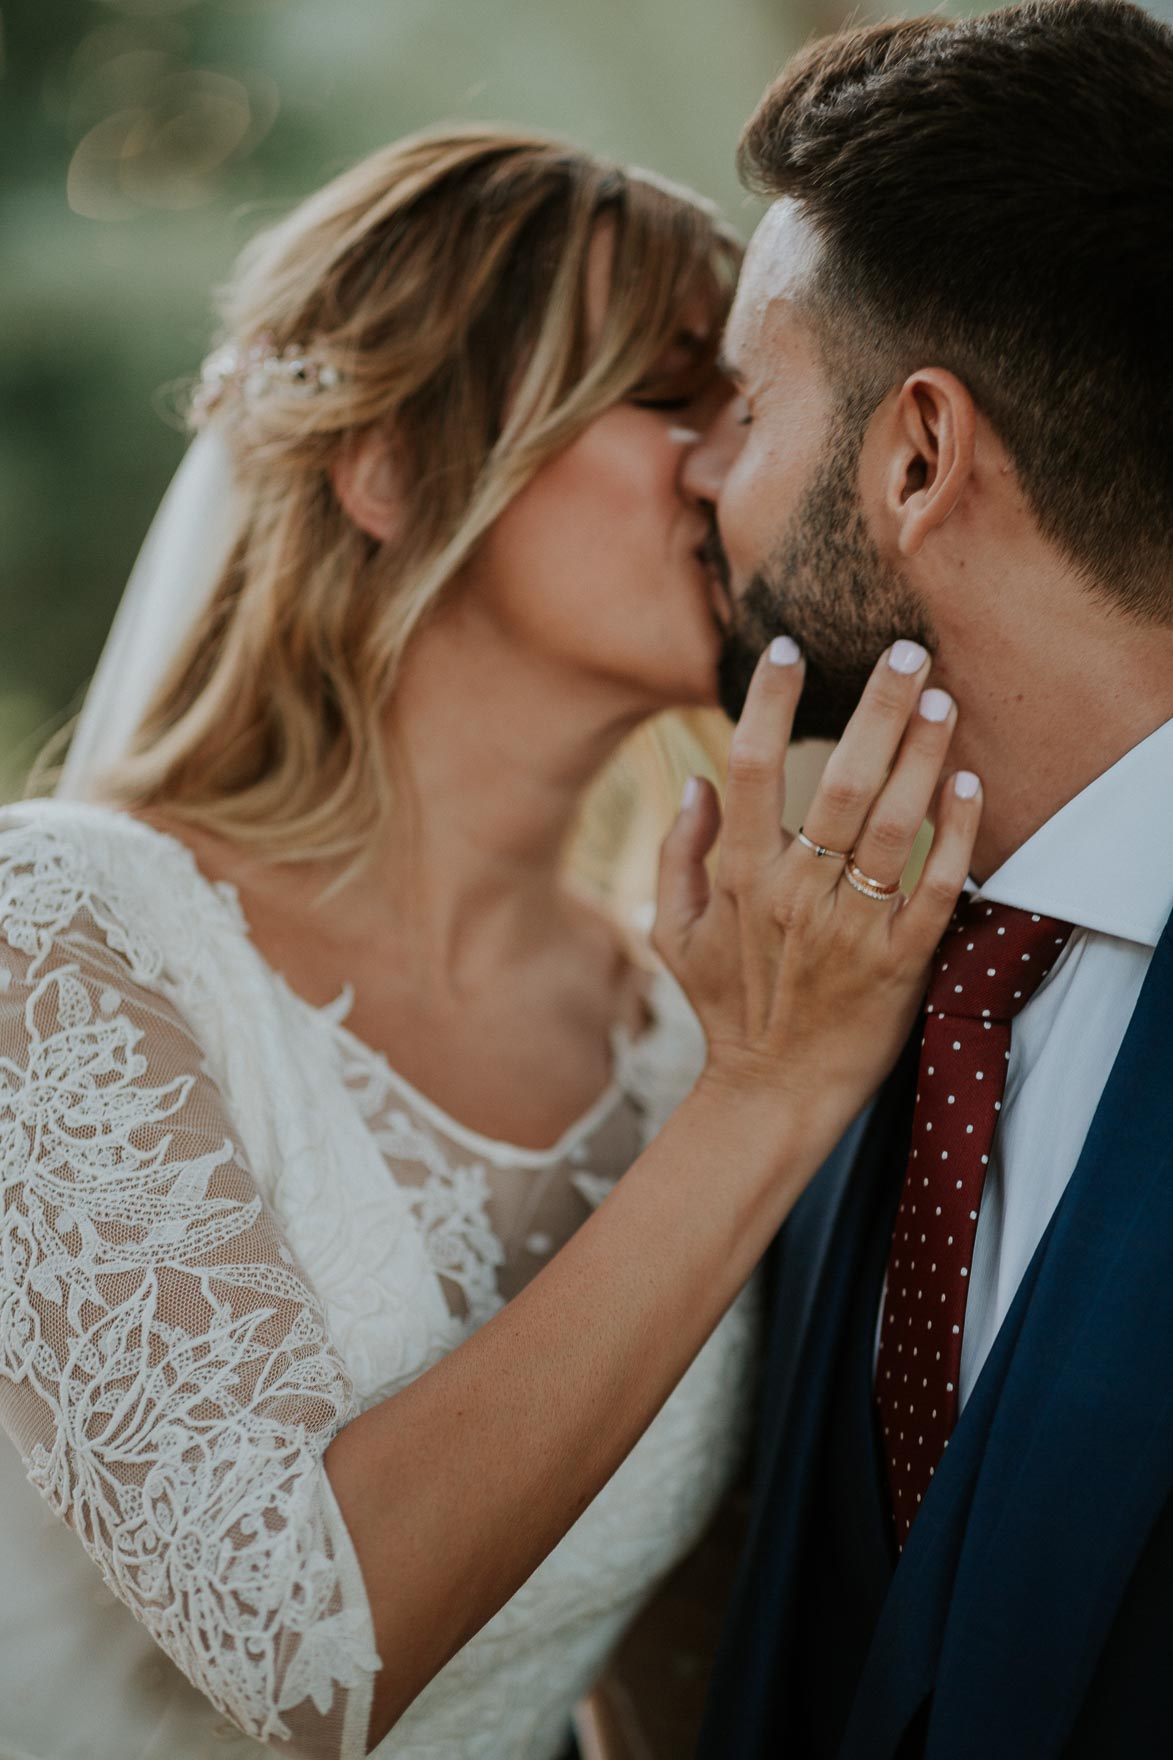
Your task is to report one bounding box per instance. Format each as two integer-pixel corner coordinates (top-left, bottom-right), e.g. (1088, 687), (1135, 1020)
(844, 860), (902, 901)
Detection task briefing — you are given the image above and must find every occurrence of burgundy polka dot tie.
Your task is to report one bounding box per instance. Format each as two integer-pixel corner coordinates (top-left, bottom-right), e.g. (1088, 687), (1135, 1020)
(874, 896), (1074, 1547)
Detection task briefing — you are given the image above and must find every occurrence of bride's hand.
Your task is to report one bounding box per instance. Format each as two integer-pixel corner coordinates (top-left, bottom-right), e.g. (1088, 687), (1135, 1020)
(653, 638), (979, 1137)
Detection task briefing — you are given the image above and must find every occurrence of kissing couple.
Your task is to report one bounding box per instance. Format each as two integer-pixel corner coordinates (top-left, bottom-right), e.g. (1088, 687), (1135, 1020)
(0, 1), (1170, 1757)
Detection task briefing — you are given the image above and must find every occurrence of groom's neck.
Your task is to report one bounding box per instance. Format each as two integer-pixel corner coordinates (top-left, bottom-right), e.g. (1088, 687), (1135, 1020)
(928, 591), (1173, 885)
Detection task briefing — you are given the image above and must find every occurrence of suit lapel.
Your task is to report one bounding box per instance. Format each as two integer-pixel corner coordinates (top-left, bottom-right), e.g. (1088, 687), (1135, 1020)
(753, 1098), (873, 1482)
(754, 1025), (922, 1499)
(842, 905), (1173, 1760)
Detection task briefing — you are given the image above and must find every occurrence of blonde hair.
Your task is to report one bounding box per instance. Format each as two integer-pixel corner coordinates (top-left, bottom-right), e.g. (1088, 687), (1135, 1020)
(30, 124), (739, 908)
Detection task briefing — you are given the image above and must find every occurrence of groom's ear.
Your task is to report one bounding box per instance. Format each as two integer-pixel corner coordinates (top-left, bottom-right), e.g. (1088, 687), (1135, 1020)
(883, 369), (976, 558)
(331, 425), (407, 545)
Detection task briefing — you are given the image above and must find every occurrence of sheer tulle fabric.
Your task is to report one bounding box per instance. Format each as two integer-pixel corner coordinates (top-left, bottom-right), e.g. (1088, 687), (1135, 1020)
(0, 798), (758, 1759)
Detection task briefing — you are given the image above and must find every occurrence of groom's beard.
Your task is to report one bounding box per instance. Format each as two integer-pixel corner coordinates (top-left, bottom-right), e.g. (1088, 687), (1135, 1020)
(714, 419), (935, 740)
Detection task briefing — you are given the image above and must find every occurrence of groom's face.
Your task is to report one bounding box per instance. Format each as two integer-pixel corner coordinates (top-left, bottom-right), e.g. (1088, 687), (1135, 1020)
(686, 200), (935, 737)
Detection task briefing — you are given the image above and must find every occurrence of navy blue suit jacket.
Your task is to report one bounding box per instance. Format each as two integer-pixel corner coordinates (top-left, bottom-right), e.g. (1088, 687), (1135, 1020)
(700, 899), (1173, 1759)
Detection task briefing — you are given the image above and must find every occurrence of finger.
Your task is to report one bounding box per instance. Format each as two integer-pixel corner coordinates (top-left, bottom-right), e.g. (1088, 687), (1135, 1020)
(651, 775), (722, 969)
(716, 636), (805, 891)
(896, 769), (983, 949)
(799, 639), (933, 868)
(846, 686), (958, 891)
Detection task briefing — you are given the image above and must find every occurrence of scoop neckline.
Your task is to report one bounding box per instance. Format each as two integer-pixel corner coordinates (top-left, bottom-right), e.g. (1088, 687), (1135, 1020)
(325, 994), (645, 1169)
(49, 797), (663, 1170)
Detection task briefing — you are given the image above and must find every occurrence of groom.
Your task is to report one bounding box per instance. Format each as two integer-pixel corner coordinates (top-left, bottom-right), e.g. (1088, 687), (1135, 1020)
(684, 2), (1173, 1755)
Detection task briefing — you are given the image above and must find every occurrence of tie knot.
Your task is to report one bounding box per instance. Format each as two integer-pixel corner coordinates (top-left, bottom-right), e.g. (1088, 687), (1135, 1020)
(926, 897), (1073, 1024)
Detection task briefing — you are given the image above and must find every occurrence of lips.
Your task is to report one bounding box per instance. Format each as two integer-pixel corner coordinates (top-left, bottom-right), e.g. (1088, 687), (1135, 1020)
(696, 528), (730, 585)
(695, 560), (732, 634)
(695, 531), (733, 631)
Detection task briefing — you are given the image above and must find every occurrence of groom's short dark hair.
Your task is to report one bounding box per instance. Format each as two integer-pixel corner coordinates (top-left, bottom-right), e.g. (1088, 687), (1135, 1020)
(741, 0), (1173, 622)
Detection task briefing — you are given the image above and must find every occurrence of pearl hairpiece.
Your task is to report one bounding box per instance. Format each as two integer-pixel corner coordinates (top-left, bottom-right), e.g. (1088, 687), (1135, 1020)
(192, 329), (342, 420)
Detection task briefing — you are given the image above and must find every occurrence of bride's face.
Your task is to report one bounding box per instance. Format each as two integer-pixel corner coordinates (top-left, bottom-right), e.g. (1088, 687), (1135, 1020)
(462, 232), (735, 713)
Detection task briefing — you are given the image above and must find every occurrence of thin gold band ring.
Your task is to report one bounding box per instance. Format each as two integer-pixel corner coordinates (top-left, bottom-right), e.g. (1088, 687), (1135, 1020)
(796, 826), (852, 862)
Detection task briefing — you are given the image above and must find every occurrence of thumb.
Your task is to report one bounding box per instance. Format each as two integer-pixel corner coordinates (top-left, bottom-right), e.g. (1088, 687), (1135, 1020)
(652, 776), (721, 969)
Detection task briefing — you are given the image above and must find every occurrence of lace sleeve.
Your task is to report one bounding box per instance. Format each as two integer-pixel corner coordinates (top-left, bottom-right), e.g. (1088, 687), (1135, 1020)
(0, 875), (381, 1757)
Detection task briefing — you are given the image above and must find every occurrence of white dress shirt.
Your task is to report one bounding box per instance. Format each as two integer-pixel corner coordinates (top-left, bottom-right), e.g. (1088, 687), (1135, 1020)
(875, 715), (1173, 1412)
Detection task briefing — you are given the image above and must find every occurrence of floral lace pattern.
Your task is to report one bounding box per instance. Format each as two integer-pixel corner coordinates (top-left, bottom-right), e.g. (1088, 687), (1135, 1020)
(0, 821), (380, 1757)
(0, 800), (759, 1760)
(371, 1109), (506, 1332)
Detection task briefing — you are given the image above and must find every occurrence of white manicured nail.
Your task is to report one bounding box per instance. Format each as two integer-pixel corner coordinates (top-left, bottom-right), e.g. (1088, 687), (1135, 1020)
(681, 776), (701, 811)
(889, 639), (928, 673)
(769, 635), (801, 665)
(954, 771), (981, 799)
(919, 688), (953, 723)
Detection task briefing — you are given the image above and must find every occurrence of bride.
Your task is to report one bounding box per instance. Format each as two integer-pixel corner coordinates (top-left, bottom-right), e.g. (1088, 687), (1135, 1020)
(0, 126), (978, 1759)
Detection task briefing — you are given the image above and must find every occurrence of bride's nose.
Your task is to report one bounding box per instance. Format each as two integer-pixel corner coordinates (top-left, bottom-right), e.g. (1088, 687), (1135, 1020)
(668, 426), (704, 498)
(679, 420), (732, 506)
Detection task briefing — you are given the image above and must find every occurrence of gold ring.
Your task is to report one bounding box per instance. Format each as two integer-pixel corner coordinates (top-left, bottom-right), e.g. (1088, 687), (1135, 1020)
(797, 826), (852, 862)
(845, 860), (902, 901)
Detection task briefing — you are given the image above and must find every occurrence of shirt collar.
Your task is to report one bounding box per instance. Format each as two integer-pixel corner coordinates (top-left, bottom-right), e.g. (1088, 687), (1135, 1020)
(968, 716), (1173, 948)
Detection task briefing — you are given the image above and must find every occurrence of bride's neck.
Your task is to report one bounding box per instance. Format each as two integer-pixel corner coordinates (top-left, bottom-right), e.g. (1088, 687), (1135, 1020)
(360, 613), (648, 990)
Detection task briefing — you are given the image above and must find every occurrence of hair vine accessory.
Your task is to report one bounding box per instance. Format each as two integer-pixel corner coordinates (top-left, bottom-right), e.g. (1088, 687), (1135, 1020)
(192, 328), (342, 420)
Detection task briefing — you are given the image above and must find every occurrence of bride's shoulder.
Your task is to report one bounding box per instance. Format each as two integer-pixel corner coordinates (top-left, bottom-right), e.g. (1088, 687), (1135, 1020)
(0, 794), (180, 886)
(2, 792), (140, 844)
(0, 796), (214, 980)
(1, 794), (123, 877)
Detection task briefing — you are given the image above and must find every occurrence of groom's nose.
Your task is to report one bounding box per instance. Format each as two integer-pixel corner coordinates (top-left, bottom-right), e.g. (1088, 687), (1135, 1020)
(680, 399), (742, 508)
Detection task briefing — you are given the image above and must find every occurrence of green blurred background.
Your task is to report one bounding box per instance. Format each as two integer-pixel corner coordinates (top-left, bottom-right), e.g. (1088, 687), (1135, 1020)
(4, 0), (1171, 800)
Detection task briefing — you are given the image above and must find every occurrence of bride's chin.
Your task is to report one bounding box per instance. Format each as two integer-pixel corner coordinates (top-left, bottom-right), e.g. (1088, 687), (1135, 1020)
(663, 657), (723, 712)
(620, 663), (719, 715)
(692, 660), (723, 710)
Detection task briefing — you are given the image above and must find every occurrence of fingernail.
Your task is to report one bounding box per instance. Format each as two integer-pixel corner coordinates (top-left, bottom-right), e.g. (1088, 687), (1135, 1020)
(681, 776), (701, 811)
(918, 688), (953, 723)
(889, 639), (928, 674)
(769, 635), (801, 666)
(668, 427), (702, 446)
(954, 771), (981, 799)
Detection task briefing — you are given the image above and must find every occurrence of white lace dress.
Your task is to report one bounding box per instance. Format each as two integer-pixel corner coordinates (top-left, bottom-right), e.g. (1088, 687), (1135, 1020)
(0, 797), (760, 1760)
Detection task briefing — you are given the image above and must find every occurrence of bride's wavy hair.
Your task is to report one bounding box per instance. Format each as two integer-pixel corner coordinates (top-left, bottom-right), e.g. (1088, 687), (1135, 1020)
(32, 125), (740, 909)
